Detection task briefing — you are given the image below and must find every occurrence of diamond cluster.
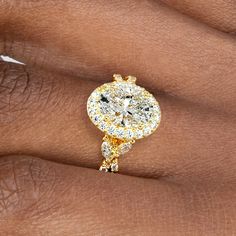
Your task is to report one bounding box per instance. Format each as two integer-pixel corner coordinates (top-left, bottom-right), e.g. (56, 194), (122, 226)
(100, 138), (133, 172)
(87, 80), (161, 140)
(101, 140), (132, 160)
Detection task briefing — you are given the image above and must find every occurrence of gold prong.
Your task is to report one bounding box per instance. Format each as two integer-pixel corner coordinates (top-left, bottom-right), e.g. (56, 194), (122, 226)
(99, 160), (109, 172)
(113, 74), (123, 82)
(125, 75), (137, 83)
(130, 139), (136, 144)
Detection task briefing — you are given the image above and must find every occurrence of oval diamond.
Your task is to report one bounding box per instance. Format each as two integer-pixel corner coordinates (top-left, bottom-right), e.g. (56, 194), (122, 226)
(87, 81), (161, 140)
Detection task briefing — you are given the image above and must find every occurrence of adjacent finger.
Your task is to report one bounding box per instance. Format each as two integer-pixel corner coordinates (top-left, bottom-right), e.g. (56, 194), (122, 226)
(0, 0), (236, 114)
(0, 155), (235, 235)
(0, 62), (235, 183)
(160, 0), (236, 33)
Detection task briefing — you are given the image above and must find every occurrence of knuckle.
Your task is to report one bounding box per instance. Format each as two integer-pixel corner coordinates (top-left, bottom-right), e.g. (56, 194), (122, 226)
(0, 62), (62, 126)
(0, 62), (32, 124)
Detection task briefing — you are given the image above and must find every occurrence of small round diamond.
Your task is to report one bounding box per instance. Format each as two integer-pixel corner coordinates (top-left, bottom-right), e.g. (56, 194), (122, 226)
(98, 122), (107, 131)
(107, 125), (116, 136)
(87, 81), (161, 140)
(115, 128), (124, 139)
(135, 129), (144, 139)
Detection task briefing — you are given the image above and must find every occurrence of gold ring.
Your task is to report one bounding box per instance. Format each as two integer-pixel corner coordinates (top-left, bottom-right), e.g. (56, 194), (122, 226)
(87, 74), (161, 172)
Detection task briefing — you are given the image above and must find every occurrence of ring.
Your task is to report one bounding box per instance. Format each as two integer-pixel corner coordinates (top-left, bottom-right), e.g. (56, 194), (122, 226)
(87, 74), (161, 172)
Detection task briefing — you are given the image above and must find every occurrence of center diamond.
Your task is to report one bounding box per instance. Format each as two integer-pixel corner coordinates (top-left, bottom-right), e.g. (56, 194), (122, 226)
(87, 81), (161, 140)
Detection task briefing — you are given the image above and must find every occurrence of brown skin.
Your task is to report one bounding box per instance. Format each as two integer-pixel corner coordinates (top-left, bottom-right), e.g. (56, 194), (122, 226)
(160, 0), (236, 33)
(0, 0), (236, 235)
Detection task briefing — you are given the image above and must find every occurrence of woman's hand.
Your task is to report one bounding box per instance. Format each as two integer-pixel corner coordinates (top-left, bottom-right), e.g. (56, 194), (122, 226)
(0, 1), (235, 235)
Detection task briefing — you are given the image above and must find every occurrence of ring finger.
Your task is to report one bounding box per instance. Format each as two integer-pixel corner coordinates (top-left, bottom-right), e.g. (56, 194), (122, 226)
(0, 61), (235, 183)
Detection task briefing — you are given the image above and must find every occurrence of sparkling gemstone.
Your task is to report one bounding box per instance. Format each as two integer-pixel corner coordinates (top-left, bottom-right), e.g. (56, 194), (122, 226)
(115, 128), (124, 139)
(99, 122), (107, 131)
(87, 81), (161, 140)
(135, 129), (143, 139)
(118, 142), (132, 155)
(101, 141), (113, 159)
(110, 162), (118, 172)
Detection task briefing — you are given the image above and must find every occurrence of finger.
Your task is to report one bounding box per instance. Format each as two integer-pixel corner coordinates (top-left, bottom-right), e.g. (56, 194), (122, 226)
(0, 62), (235, 183)
(0, 0), (236, 114)
(160, 0), (236, 33)
(0, 155), (235, 235)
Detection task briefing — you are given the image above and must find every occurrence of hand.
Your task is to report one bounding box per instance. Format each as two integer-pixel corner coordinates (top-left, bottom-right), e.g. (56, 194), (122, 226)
(0, 1), (236, 235)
